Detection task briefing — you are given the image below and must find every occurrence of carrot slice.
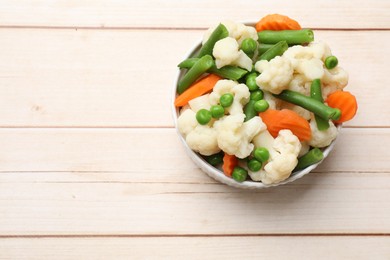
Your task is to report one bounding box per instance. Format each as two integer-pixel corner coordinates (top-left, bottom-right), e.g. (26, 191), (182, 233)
(255, 14), (301, 32)
(259, 109), (311, 141)
(222, 153), (238, 177)
(174, 74), (222, 107)
(326, 90), (358, 123)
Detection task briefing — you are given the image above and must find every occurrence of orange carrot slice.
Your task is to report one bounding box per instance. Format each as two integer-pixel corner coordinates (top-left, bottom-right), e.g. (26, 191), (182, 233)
(259, 109), (311, 141)
(222, 153), (238, 177)
(255, 14), (301, 32)
(326, 90), (358, 123)
(174, 74), (222, 107)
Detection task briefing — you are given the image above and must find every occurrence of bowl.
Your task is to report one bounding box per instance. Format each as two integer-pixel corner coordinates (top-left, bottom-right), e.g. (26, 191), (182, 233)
(171, 24), (341, 189)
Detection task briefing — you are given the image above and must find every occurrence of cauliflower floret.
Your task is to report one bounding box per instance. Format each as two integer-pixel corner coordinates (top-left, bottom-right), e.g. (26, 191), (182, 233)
(213, 37), (252, 71)
(322, 66), (349, 89)
(209, 79), (250, 115)
(177, 108), (220, 156)
(177, 109), (198, 137)
(288, 74), (311, 96)
(281, 102), (311, 120)
(214, 114), (265, 158)
(298, 141), (310, 158)
(296, 58), (324, 81)
(250, 130), (301, 184)
(188, 94), (211, 112)
(186, 125), (220, 156)
(309, 118), (338, 148)
(203, 21), (258, 45)
(255, 56), (294, 94)
(262, 91), (281, 110)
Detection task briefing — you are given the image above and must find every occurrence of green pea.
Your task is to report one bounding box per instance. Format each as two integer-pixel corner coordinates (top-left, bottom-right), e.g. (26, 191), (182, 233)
(254, 100), (269, 112)
(325, 55), (338, 70)
(232, 166), (248, 182)
(220, 93), (234, 107)
(196, 109), (212, 125)
(250, 90), (264, 101)
(205, 152), (224, 166)
(247, 159), (262, 172)
(210, 105), (225, 119)
(253, 147), (270, 162)
(240, 38), (257, 57)
(245, 72), (259, 91)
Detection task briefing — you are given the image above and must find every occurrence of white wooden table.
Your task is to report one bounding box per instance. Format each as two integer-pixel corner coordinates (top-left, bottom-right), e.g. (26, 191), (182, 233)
(0, 1), (389, 259)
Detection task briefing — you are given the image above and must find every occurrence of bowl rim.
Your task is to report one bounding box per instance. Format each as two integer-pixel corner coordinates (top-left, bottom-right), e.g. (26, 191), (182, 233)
(171, 23), (341, 189)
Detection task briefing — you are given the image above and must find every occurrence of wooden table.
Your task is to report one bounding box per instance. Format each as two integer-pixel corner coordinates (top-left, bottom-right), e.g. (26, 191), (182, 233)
(0, 1), (389, 259)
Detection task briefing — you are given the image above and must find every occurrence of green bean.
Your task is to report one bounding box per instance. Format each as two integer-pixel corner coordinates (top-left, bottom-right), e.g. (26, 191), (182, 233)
(244, 100), (256, 122)
(258, 29), (314, 45)
(232, 166), (248, 182)
(294, 148), (324, 171)
(177, 55), (213, 94)
(240, 38), (257, 57)
(197, 23), (229, 58)
(178, 58), (248, 81)
(258, 43), (275, 55)
(258, 41), (288, 61)
(325, 55), (338, 69)
(245, 72), (259, 91)
(274, 90), (341, 121)
(310, 79), (330, 130)
(204, 152), (224, 166)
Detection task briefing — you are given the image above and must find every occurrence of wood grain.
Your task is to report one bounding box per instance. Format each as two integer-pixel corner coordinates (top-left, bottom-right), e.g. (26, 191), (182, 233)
(0, 29), (388, 127)
(0, 0), (389, 29)
(1, 236), (389, 260)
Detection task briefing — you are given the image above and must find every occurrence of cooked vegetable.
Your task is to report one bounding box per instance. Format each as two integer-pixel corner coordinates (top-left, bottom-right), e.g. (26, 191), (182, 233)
(258, 43), (275, 55)
(210, 105), (225, 119)
(259, 109), (311, 141)
(247, 158), (262, 172)
(197, 23), (229, 58)
(294, 148), (324, 171)
(250, 90), (264, 101)
(243, 100), (256, 122)
(258, 40), (288, 61)
(178, 58), (248, 81)
(253, 147), (270, 162)
(310, 79), (330, 130)
(204, 152), (224, 166)
(240, 38), (257, 57)
(232, 166), (248, 182)
(245, 72), (259, 91)
(309, 119), (338, 148)
(177, 55), (214, 94)
(222, 153), (238, 177)
(258, 29), (314, 45)
(174, 74), (221, 107)
(213, 37), (253, 71)
(274, 90), (341, 121)
(254, 100), (269, 112)
(220, 93), (234, 107)
(255, 14), (301, 32)
(326, 90), (358, 123)
(196, 109), (212, 125)
(325, 55), (338, 70)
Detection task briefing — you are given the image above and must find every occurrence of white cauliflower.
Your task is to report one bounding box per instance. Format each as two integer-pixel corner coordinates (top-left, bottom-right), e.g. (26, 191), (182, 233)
(249, 130), (301, 184)
(309, 118), (338, 148)
(298, 141), (310, 158)
(213, 37), (253, 71)
(188, 94), (211, 112)
(177, 109), (220, 156)
(288, 74), (311, 96)
(322, 67), (349, 99)
(255, 56), (294, 94)
(209, 79), (250, 115)
(214, 114), (265, 158)
(203, 20), (258, 45)
(296, 58), (324, 81)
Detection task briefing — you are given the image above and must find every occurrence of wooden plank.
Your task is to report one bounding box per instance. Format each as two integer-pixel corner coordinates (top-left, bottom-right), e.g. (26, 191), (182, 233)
(0, 236), (389, 260)
(0, 29), (388, 127)
(0, 0), (389, 29)
(0, 128), (388, 175)
(0, 171), (389, 235)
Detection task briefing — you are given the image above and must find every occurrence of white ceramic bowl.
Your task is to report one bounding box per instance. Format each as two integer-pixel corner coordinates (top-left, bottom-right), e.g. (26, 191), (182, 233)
(171, 26), (340, 189)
